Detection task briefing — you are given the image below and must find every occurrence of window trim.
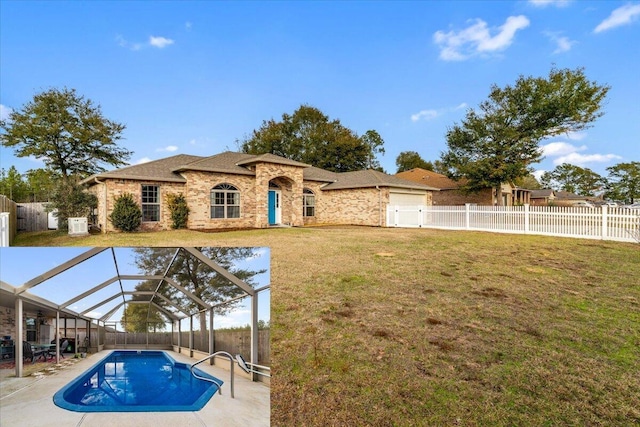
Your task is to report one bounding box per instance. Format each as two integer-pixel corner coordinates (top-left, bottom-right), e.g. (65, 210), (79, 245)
(141, 184), (160, 222)
(303, 188), (315, 217)
(211, 183), (241, 219)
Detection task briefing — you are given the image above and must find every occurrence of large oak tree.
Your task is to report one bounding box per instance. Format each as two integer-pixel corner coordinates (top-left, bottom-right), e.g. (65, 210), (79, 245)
(240, 104), (385, 172)
(1, 87), (131, 180)
(440, 67), (609, 205)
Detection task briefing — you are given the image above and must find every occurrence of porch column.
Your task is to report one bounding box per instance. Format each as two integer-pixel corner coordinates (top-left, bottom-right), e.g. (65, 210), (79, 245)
(209, 308), (214, 364)
(250, 293), (259, 382)
(56, 312), (60, 363)
(15, 297), (23, 378)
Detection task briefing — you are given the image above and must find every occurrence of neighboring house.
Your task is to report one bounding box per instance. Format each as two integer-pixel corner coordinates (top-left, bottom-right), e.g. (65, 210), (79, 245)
(395, 168), (529, 206)
(530, 189), (556, 206)
(81, 152), (437, 232)
(553, 191), (593, 207)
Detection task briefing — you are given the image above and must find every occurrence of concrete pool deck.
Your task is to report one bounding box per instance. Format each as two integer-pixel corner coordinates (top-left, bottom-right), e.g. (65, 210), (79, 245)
(0, 350), (270, 427)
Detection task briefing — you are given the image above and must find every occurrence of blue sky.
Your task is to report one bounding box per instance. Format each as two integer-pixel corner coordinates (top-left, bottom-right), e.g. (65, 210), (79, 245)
(0, 247), (270, 330)
(1, 0), (639, 180)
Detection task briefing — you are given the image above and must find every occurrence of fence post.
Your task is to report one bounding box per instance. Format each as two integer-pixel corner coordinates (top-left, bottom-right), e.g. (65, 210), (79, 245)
(524, 204), (530, 234)
(601, 205), (608, 240)
(465, 204), (471, 230)
(418, 205), (424, 228)
(0, 212), (9, 247)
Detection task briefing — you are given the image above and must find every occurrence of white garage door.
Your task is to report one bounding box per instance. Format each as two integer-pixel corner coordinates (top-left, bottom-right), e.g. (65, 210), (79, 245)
(389, 191), (426, 206)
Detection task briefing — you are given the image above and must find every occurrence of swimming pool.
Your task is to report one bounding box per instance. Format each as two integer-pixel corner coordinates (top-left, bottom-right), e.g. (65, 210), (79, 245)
(53, 350), (223, 412)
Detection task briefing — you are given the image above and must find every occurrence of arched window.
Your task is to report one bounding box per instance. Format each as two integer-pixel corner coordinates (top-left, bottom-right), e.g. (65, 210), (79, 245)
(303, 188), (315, 217)
(211, 183), (240, 219)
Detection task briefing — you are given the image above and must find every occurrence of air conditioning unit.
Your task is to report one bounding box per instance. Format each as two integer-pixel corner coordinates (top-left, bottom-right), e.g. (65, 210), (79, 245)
(68, 217), (89, 236)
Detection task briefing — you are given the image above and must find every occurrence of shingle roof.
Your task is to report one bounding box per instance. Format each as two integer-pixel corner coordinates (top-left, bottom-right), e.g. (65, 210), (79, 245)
(303, 166), (340, 183)
(172, 152), (258, 176)
(395, 168), (461, 190)
(80, 154), (204, 185)
(236, 153), (311, 168)
(81, 152), (437, 192)
(322, 169), (439, 191)
(555, 191), (585, 200)
(530, 189), (555, 198)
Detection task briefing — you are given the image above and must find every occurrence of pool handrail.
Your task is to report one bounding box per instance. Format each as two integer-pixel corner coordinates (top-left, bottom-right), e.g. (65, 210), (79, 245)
(190, 351), (244, 398)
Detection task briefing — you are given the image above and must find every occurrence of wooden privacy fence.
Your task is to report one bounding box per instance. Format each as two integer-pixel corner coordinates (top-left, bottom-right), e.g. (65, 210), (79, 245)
(104, 329), (271, 365)
(16, 202), (55, 232)
(387, 204), (640, 243)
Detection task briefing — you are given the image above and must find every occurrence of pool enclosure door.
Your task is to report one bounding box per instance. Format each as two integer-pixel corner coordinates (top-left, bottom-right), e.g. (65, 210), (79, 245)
(268, 190), (281, 225)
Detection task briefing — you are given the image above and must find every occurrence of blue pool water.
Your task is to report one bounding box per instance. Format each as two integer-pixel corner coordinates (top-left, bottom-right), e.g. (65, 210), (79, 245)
(53, 350), (223, 412)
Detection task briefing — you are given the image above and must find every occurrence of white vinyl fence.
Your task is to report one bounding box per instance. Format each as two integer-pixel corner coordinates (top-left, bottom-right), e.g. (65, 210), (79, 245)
(387, 204), (640, 243)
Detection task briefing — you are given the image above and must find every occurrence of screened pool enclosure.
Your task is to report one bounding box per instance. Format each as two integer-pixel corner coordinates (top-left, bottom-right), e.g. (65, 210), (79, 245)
(0, 247), (270, 381)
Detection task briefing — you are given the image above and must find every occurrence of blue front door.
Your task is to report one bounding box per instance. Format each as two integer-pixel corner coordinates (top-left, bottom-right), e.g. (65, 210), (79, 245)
(268, 191), (276, 225)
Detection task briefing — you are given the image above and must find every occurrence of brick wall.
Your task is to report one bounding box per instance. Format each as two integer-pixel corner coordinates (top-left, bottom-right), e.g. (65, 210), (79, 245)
(183, 171), (257, 229)
(89, 179), (187, 232)
(317, 187), (389, 226)
(254, 163), (304, 227)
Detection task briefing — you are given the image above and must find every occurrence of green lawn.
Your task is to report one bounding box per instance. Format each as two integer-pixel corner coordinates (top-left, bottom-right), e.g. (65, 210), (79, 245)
(12, 227), (640, 425)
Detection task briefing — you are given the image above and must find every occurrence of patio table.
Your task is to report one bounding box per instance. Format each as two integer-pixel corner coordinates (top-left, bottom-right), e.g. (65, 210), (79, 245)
(31, 344), (52, 361)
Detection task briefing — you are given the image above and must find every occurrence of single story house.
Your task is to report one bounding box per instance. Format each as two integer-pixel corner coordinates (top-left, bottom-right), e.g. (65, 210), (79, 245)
(81, 152), (438, 232)
(395, 168), (530, 206)
(530, 189), (556, 206)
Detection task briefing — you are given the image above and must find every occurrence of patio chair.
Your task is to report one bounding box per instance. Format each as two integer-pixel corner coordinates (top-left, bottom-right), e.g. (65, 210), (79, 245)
(22, 341), (35, 363)
(59, 340), (69, 359)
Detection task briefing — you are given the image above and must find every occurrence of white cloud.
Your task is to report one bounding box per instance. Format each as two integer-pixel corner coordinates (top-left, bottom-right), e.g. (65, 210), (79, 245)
(565, 131), (587, 141)
(554, 152), (622, 166)
(542, 141), (587, 156)
(528, 0), (571, 7)
(0, 104), (12, 121)
(0, 104), (12, 119)
(215, 308), (252, 329)
(116, 34), (175, 50)
(116, 34), (142, 51)
(532, 169), (547, 181)
(149, 36), (175, 48)
(594, 4), (640, 33)
(84, 311), (103, 318)
(544, 32), (576, 53)
(411, 103), (468, 122)
(185, 21), (192, 30)
(136, 157), (152, 164)
(157, 145), (178, 152)
(434, 15), (530, 61)
(541, 141), (622, 167)
(411, 109), (439, 122)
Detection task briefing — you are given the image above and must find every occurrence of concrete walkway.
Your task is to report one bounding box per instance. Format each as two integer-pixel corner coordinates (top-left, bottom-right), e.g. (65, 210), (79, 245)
(0, 351), (270, 427)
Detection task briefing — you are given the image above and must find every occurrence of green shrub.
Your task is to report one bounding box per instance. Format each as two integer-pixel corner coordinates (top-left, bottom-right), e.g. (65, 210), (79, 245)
(166, 193), (190, 229)
(109, 193), (142, 232)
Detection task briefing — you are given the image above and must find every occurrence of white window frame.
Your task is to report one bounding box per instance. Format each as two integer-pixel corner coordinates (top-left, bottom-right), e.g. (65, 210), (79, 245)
(303, 188), (315, 217)
(211, 183), (241, 219)
(141, 185), (160, 222)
